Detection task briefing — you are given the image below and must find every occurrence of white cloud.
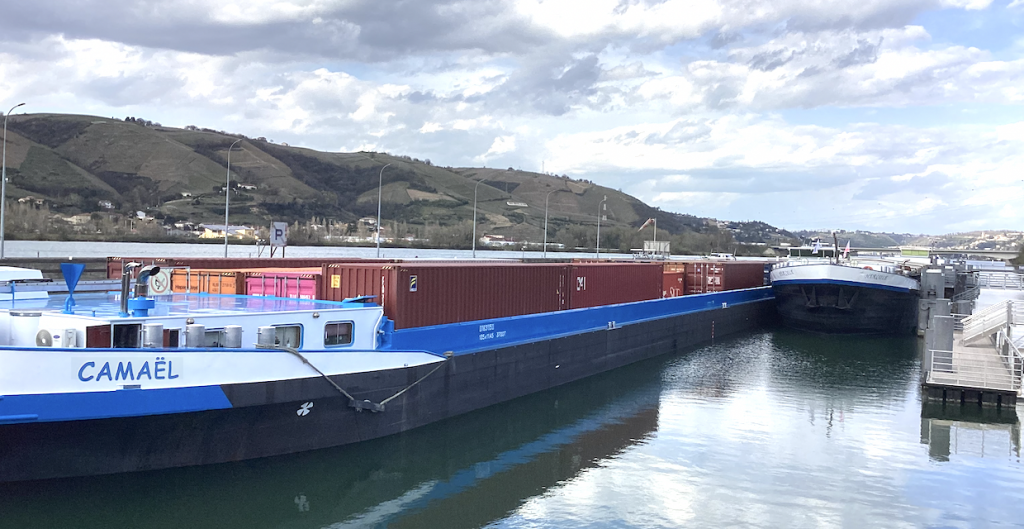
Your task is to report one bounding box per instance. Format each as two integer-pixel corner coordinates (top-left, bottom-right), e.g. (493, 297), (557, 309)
(2, 0), (1022, 233)
(478, 135), (517, 160)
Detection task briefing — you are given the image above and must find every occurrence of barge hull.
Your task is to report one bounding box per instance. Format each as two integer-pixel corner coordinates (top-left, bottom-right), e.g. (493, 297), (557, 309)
(772, 282), (918, 335)
(0, 298), (775, 482)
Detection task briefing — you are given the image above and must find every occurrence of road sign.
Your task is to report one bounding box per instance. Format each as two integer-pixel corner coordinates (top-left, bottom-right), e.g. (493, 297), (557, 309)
(271, 222), (288, 248)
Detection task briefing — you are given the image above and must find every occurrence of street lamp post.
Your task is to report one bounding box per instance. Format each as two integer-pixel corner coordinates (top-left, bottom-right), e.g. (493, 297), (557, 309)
(224, 138), (242, 258)
(375, 163), (391, 258)
(596, 195), (607, 258)
(543, 188), (561, 259)
(471, 178), (483, 258)
(1, 102), (26, 260)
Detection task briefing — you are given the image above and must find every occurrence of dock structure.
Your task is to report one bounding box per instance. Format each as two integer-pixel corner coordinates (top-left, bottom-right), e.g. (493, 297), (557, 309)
(924, 298), (1023, 407)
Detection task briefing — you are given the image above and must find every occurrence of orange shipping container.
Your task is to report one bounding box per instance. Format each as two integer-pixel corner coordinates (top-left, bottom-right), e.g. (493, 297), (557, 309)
(170, 269), (246, 295)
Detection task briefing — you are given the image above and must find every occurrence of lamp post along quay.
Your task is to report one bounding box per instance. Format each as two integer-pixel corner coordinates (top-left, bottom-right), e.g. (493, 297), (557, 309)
(471, 178), (484, 258)
(1, 102), (26, 260)
(543, 188), (566, 259)
(375, 163), (391, 258)
(596, 195), (607, 258)
(224, 138), (242, 258)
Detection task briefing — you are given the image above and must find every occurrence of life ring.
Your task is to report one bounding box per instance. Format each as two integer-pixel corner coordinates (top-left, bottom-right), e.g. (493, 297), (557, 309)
(863, 266), (873, 270)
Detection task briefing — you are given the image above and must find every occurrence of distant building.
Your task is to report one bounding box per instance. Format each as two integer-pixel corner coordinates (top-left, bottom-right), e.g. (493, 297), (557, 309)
(98, 200), (114, 209)
(238, 184), (258, 191)
(479, 234), (518, 246)
(199, 224), (255, 239)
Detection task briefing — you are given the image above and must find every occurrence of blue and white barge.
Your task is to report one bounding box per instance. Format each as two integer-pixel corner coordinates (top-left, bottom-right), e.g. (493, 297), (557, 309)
(0, 264), (775, 482)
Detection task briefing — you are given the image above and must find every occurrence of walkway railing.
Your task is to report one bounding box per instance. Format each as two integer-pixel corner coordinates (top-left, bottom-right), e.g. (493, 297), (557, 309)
(961, 300), (1016, 346)
(977, 272), (1024, 290)
(928, 347), (1022, 393)
(952, 285), (981, 302)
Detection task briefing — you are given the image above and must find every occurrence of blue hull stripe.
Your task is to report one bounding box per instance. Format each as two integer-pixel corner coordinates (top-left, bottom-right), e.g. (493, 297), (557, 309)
(0, 386), (233, 423)
(771, 278), (916, 294)
(387, 287), (773, 355)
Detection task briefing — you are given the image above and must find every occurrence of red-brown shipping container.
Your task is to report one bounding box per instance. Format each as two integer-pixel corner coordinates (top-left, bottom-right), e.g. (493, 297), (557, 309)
(662, 271), (686, 298)
(683, 261), (768, 294)
(663, 262), (688, 273)
(566, 263), (663, 309)
(321, 262), (569, 329)
(106, 257), (174, 279)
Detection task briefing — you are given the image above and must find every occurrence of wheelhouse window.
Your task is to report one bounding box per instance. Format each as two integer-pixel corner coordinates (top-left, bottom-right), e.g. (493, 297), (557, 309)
(275, 325), (302, 348)
(325, 322), (353, 346)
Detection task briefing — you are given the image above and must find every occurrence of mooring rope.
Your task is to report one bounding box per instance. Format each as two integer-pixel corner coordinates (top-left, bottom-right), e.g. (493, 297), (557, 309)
(260, 345), (450, 412)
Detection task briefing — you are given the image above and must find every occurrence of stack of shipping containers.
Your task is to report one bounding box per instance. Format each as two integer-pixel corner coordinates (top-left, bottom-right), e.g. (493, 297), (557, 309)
(109, 256), (771, 329)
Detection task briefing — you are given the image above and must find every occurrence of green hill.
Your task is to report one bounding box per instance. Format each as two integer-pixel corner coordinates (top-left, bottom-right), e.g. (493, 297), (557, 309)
(1, 112), (800, 254)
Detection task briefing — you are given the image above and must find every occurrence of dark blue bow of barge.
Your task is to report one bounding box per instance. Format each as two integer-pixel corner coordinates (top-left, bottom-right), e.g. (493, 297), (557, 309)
(0, 287), (775, 483)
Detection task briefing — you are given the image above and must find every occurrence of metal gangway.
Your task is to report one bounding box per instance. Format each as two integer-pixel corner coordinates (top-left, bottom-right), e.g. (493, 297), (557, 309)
(928, 300), (1024, 396)
(976, 271), (1024, 290)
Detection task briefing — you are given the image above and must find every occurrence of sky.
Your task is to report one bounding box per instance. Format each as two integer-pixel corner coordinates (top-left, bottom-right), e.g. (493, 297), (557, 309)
(2, 0), (1023, 235)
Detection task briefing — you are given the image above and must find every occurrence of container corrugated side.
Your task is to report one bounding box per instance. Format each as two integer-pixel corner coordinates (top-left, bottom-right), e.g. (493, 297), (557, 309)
(108, 257), (394, 279)
(106, 257), (172, 279)
(320, 262), (568, 328)
(567, 263), (663, 309)
(721, 261), (770, 291)
(170, 269), (246, 295)
(245, 269), (322, 299)
(320, 264), (392, 302)
(387, 263), (568, 329)
(682, 261), (770, 293)
(662, 271), (686, 298)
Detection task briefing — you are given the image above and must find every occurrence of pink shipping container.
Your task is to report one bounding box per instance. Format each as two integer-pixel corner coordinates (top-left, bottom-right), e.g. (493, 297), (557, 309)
(566, 263), (663, 309)
(245, 269), (323, 299)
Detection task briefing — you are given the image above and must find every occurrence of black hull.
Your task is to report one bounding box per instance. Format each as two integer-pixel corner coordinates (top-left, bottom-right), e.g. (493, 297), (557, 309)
(772, 282), (918, 335)
(0, 300), (776, 482)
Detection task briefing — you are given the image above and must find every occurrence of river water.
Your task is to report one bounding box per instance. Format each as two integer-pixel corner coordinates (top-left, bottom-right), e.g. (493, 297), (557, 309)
(1, 328), (1021, 528)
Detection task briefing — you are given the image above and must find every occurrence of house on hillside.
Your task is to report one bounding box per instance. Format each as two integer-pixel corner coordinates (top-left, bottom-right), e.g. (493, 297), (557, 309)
(238, 184), (258, 191)
(199, 224), (255, 239)
(479, 234), (517, 247)
(17, 196), (46, 209)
